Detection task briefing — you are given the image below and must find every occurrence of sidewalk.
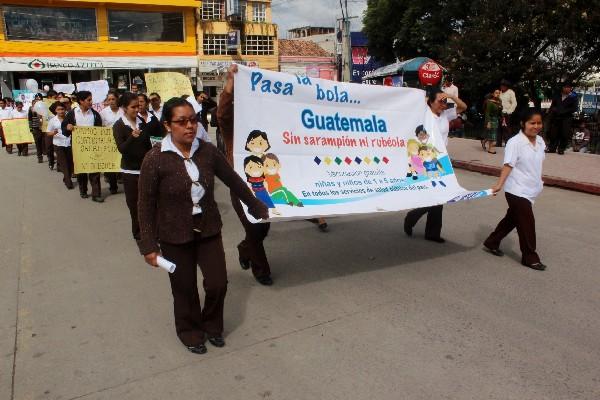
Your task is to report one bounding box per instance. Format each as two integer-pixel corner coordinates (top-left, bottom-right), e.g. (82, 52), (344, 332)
(449, 138), (600, 195)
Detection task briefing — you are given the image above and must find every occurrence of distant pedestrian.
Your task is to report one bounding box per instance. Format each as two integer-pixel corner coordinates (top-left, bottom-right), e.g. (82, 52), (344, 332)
(10, 101), (29, 156)
(47, 102), (74, 190)
(62, 91), (104, 202)
(28, 99), (45, 163)
(547, 82), (578, 155)
(484, 109), (547, 271)
(499, 80), (517, 147)
(149, 92), (163, 121)
(571, 121), (590, 153)
(100, 92), (123, 195)
(137, 97), (269, 354)
(483, 89), (503, 154)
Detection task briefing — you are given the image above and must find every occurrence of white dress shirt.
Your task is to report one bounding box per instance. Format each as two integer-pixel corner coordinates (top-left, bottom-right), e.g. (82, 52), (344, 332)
(503, 132), (545, 204)
(100, 107), (123, 127)
(47, 116), (71, 147)
(0, 107), (12, 121)
(161, 135), (205, 215)
(74, 107), (95, 126)
(10, 109), (28, 119)
(151, 105), (163, 122)
(424, 107), (457, 147)
(499, 89), (517, 115)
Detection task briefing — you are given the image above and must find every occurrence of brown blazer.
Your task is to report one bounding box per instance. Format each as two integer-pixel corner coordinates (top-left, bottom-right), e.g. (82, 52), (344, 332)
(137, 139), (267, 255)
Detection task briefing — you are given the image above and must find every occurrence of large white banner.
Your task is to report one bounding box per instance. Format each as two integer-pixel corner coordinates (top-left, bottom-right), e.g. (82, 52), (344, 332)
(233, 65), (489, 221)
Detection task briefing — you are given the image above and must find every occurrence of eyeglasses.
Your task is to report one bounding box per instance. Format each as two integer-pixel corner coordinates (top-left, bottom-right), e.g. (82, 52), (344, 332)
(171, 117), (198, 126)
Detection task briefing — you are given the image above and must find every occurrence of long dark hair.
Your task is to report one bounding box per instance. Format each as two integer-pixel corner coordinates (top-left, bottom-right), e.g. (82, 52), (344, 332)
(243, 155), (264, 179)
(118, 92), (138, 108)
(245, 130), (271, 152)
(426, 87), (444, 106)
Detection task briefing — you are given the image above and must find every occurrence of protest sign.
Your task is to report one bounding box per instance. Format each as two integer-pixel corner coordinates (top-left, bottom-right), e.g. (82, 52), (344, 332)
(1, 119), (34, 145)
(71, 126), (121, 174)
(12, 90), (35, 107)
(233, 65), (490, 221)
(53, 83), (76, 94)
(76, 80), (109, 112)
(145, 72), (194, 101)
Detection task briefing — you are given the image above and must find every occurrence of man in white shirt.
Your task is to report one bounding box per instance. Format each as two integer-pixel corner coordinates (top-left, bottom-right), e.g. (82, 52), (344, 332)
(499, 79), (517, 147)
(47, 102), (74, 189)
(442, 76), (459, 105)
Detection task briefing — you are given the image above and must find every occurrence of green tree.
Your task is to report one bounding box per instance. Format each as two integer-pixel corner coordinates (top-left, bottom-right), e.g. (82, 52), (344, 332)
(363, 0), (600, 106)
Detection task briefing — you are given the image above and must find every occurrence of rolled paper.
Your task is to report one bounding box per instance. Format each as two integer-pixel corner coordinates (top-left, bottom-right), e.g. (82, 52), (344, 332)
(156, 256), (176, 273)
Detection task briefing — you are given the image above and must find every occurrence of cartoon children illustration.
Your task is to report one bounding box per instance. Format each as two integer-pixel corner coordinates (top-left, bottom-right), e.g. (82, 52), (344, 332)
(418, 146), (446, 187)
(406, 138), (425, 180)
(245, 130), (271, 157)
(244, 155), (280, 215)
(262, 153), (303, 207)
(415, 125), (440, 153)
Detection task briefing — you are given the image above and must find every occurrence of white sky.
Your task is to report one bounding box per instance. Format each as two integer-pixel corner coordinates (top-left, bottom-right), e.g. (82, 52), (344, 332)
(271, 0), (367, 37)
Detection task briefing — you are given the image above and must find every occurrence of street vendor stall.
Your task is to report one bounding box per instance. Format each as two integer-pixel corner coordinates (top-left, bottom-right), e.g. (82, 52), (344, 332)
(362, 57), (447, 88)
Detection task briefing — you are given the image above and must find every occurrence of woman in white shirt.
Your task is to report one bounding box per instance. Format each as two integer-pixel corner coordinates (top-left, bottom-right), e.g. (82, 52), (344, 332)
(10, 101), (30, 156)
(484, 109), (546, 271)
(47, 102), (74, 190)
(100, 91), (123, 195)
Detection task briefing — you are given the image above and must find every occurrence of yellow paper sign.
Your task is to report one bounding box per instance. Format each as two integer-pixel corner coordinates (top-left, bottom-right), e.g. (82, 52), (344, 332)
(1, 119), (34, 145)
(72, 126), (121, 174)
(144, 72), (194, 101)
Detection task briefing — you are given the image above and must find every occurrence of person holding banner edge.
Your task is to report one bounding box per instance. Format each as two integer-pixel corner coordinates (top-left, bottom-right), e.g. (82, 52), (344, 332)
(404, 87), (467, 243)
(138, 97), (269, 354)
(62, 91), (104, 202)
(218, 64), (275, 286)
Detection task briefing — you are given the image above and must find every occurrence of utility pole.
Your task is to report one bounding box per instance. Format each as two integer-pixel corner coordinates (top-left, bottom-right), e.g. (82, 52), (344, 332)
(338, 0), (357, 82)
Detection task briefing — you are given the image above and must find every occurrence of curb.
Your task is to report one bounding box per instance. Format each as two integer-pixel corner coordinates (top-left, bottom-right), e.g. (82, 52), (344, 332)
(452, 160), (600, 196)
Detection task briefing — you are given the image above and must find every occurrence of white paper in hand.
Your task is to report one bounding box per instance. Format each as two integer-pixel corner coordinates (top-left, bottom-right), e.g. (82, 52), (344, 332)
(157, 256), (176, 273)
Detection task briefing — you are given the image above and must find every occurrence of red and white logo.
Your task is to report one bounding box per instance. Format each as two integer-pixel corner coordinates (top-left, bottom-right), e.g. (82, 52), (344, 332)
(418, 61), (442, 86)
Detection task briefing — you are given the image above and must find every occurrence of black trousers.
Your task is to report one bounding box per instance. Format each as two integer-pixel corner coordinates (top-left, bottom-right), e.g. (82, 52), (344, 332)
(45, 136), (55, 167)
(105, 172), (119, 192)
(55, 146), (74, 188)
(122, 173), (140, 240)
(160, 233), (228, 347)
(32, 128), (44, 161)
(230, 191), (271, 278)
(77, 173), (101, 197)
(484, 192), (541, 266)
(405, 205), (443, 239)
(548, 118), (572, 152)
(17, 143), (29, 155)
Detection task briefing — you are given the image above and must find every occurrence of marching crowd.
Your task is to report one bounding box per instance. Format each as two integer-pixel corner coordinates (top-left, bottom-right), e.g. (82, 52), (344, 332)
(0, 65), (550, 355)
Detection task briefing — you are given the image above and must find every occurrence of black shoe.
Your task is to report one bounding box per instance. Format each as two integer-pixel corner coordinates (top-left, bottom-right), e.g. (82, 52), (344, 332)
(92, 196), (104, 203)
(557, 150), (565, 155)
(526, 262), (546, 271)
(186, 344), (207, 354)
(483, 246), (504, 257)
(545, 149), (556, 154)
(17, 152), (22, 156)
(239, 257), (251, 270)
(110, 188), (118, 195)
(80, 193), (89, 199)
(38, 159), (44, 163)
(49, 164), (54, 170)
(207, 336), (226, 348)
(318, 222), (329, 232)
(66, 183), (75, 190)
(403, 220), (413, 237)
(256, 275), (273, 286)
(425, 236), (446, 243)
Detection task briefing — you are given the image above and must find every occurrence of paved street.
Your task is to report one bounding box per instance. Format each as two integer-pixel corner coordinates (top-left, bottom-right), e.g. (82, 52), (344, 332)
(1, 148), (599, 400)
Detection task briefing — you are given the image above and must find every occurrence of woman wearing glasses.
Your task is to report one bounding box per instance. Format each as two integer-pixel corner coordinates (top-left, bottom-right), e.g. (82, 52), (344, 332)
(404, 87), (467, 243)
(138, 97), (269, 354)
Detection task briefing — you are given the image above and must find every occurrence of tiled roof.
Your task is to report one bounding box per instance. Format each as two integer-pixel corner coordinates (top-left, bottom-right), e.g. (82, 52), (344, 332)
(279, 39), (333, 57)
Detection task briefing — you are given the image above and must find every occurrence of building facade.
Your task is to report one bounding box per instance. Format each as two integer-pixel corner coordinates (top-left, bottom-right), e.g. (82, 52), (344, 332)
(197, 0), (278, 96)
(279, 39), (337, 81)
(0, 0), (200, 94)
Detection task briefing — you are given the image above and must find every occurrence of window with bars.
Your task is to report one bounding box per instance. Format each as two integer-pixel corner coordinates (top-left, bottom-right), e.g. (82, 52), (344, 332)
(230, 1), (247, 22)
(203, 34), (238, 55)
(252, 3), (266, 22)
(201, 0), (224, 20)
(243, 35), (274, 55)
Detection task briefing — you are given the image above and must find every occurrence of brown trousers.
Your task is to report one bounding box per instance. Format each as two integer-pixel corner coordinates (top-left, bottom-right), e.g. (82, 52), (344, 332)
(484, 192), (541, 266)
(230, 191), (271, 278)
(405, 205), (444, 239)
(160, 233), (228, 347)
(77, 173), (101, 197)
(122, 173), (140, 240)
(55, 146), (74, 188)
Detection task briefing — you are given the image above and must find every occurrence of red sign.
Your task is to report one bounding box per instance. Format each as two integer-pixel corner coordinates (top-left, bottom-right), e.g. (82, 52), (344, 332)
(418, 61), (442, 86)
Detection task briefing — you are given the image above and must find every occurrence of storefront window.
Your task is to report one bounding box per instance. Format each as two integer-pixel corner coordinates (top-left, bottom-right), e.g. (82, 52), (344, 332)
(108, 10), (184, 42)
(2, 6), (97, 41)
